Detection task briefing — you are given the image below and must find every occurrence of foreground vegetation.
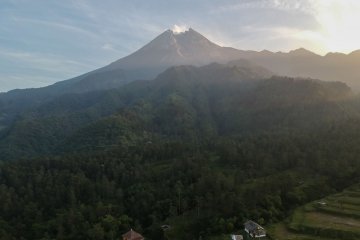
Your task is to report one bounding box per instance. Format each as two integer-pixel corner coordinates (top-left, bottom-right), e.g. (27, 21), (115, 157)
(268, 184), (360, 240)
(1, 123), (360, 239)
(0, 66), (360, 239)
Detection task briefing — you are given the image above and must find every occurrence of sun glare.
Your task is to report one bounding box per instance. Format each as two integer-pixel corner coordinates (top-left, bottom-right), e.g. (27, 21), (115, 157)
(314, 0), (360, 53)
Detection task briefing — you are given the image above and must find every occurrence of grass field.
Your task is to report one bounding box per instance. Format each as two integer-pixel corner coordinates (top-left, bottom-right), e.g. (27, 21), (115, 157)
(268, 183), (360, 240)
(268, 223), (335, 240)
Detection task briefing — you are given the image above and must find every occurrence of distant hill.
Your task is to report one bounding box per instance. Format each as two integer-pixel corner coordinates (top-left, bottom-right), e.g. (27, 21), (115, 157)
(243, 48), (360, 91)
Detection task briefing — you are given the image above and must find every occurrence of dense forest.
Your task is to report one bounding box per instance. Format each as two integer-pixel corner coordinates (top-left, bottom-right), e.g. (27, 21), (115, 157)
(1, 123), (360, 239)
(1, 63), (360, 239)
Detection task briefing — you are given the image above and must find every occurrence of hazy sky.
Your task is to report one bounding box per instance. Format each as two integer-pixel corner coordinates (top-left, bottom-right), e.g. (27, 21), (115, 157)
(1, 0), (360, 92)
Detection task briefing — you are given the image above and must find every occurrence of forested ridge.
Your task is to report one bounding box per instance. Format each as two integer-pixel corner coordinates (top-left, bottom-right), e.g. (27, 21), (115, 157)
(0, 64), (352, 160)
(0, 63), (360, 239)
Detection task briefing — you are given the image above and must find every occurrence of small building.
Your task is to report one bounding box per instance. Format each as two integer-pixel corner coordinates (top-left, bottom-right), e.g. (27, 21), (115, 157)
(231, 234), (243, 240)
(317, 201), (327, 206)
(161, 224), (171, 231)
(244, 220), (266, 238)
(122, 229), (144, 240)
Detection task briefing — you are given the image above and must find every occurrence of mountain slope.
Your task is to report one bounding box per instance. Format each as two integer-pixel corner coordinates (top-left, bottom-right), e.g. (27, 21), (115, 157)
(1, 28), (360, 135)
(0, 28), (247, 128)
(104, 28), (248, 79)
(0, 63), (352, 160)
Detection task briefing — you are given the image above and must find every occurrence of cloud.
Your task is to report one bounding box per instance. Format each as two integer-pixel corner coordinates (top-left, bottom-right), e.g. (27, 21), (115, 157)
(101, 43), (114, 51)
(172, 24), (189, 34)
(211, 0), (312, 14)
(12, 17), (100, 40)
(101, 43), (124, 54)
(0, 48), (102, 92)
(0, 73), (62, 92)
(0, 49), (89, 69)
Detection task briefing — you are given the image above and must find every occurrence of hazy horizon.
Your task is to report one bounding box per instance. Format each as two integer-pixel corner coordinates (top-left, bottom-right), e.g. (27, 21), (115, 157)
(1, 0), (360, 92)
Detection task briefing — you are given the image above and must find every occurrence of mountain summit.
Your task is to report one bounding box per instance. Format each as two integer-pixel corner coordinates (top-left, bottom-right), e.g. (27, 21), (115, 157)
(104, 28), (242, 79)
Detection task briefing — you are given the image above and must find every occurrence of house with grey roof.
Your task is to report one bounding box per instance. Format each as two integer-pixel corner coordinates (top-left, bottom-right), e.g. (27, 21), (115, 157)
(244, 220), (266, 238)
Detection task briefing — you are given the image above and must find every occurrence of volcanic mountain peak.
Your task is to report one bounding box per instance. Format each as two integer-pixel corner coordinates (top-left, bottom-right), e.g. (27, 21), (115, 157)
(140, 27), (219, 53)
(104, 28), (233, 76)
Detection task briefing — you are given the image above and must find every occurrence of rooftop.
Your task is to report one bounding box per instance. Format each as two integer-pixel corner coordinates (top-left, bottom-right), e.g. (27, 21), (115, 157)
(244, 220), (264, 231)
(122, 229), (144, 240)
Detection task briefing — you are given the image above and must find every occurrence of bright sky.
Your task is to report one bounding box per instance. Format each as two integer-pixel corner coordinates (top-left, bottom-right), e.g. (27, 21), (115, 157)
(1, 0), (360, 92)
